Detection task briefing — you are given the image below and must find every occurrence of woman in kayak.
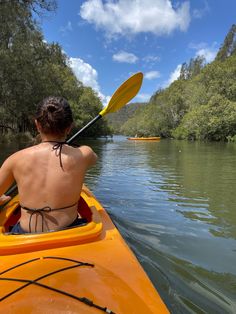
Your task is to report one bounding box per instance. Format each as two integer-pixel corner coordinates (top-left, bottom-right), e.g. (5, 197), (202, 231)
(0, 96), (97, 233)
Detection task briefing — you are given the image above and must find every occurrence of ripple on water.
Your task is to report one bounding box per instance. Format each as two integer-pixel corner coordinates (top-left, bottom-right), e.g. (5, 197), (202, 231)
(111, 215), (236, 314)
(84, 137), (236, 313)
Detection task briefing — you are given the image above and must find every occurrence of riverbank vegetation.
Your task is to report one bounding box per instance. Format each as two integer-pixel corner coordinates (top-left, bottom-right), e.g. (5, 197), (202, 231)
(110, 25), (236, 142)
(0, 0), (111, 143)
(1, 1), (235, 143)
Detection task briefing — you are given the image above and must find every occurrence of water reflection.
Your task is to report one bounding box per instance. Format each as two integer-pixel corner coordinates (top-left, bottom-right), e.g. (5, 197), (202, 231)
(1, 136), (236, 313)
(113, 214), (236, 314)
(139, 139), (236, 240)
(89, 137), (236, 313)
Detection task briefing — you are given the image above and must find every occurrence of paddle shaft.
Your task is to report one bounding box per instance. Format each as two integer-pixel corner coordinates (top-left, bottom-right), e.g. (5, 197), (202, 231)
(67, 115), (101, 145)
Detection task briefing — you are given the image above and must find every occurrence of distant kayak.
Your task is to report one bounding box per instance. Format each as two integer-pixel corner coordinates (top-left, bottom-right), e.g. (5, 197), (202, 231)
(128, 137), (161, 141)
(0, 185), (169, 313)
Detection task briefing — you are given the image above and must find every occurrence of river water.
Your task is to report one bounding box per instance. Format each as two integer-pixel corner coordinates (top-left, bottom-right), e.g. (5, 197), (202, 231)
(1, 136), (236, 313)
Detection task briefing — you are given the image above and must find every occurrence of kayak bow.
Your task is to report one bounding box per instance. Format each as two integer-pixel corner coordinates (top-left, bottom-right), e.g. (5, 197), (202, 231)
(0, 186), (169, 313)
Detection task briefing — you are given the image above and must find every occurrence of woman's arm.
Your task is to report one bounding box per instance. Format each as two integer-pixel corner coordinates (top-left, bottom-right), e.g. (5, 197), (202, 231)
(0, 155), (15, 197)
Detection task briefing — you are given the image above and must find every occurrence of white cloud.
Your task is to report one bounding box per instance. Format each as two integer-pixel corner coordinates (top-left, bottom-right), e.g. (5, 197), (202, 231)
(195, 48), (217, 63)
(143, 55), (161, 63)
(145, 71), (161, 80)
(112, 51), (138, 63)
(164, 64), (182, 87)
(189, 42), (218, 63)
(68, 57), (109, 105)
(60, 21), (73, 35)
(193, 0), (209, 19)
(69, 57), (99, 90)
(80, 0), (191, 38)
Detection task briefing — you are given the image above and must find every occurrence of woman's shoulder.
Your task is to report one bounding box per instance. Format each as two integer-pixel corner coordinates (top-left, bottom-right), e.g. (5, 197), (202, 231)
(0, 146), (35, 169)
(10, 144), (41, 159)
(67, 145), (97, 167)
(78, 145), (97, 166)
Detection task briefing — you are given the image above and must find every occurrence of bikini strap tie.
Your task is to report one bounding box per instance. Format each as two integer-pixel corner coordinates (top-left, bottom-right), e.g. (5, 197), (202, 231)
(42, 141), (79, 169)
(21, 202), (78, 233)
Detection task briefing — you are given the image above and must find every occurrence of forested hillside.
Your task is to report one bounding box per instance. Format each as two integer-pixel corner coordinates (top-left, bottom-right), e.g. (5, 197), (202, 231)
(113, 24), (236, 141)
(107, 103), (146, 133)
(0, 0), (111, 141)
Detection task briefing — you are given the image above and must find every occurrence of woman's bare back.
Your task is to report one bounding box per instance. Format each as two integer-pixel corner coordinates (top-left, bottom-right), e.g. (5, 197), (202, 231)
(7, 142), (97, 232)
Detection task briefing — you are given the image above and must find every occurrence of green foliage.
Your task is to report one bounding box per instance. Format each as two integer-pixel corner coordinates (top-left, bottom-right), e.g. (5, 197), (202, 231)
(197, 55), (236, 102)
(119, 24), (236, 141)
(216, 24), (236, 61)
(71, 87), (111, 137)
(107, 103), (146, 134)
(122, 79), (188, 137)
(121, 102), (161, 137)
(0, 131), (33, 144)
(0, 0), (111, 139)
(179, 55), (206, 80)
(227, 135), (236, 143)
(173, 95), (236, 141)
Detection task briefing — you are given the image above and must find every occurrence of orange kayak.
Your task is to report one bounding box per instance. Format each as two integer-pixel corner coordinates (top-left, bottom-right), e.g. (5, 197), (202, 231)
(0, 185), (169, 313)
(128, 137), (161, 141)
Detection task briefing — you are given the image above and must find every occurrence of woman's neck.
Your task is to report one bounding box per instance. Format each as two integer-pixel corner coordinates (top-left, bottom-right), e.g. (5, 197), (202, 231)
(40, 134), (66, 142)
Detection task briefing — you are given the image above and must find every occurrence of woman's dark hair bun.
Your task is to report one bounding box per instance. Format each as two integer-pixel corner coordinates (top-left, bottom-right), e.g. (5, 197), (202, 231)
(47, 104), (57, 113)
(36, 96), (73, 135)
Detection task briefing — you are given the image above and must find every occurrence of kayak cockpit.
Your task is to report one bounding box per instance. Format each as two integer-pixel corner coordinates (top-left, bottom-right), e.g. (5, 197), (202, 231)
(0, 186), (103, 255)
(2, 195), (92, 234)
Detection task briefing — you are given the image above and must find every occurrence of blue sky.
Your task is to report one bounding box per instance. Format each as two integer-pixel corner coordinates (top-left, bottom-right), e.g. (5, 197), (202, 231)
(40, 0), (236, 105)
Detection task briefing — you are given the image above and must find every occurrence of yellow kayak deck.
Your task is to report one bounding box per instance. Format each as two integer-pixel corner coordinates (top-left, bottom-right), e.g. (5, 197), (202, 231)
(0, 186), (169, 313)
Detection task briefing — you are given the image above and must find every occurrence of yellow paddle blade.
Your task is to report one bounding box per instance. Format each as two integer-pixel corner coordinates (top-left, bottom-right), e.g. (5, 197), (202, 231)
(99, 72), (143, 117)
